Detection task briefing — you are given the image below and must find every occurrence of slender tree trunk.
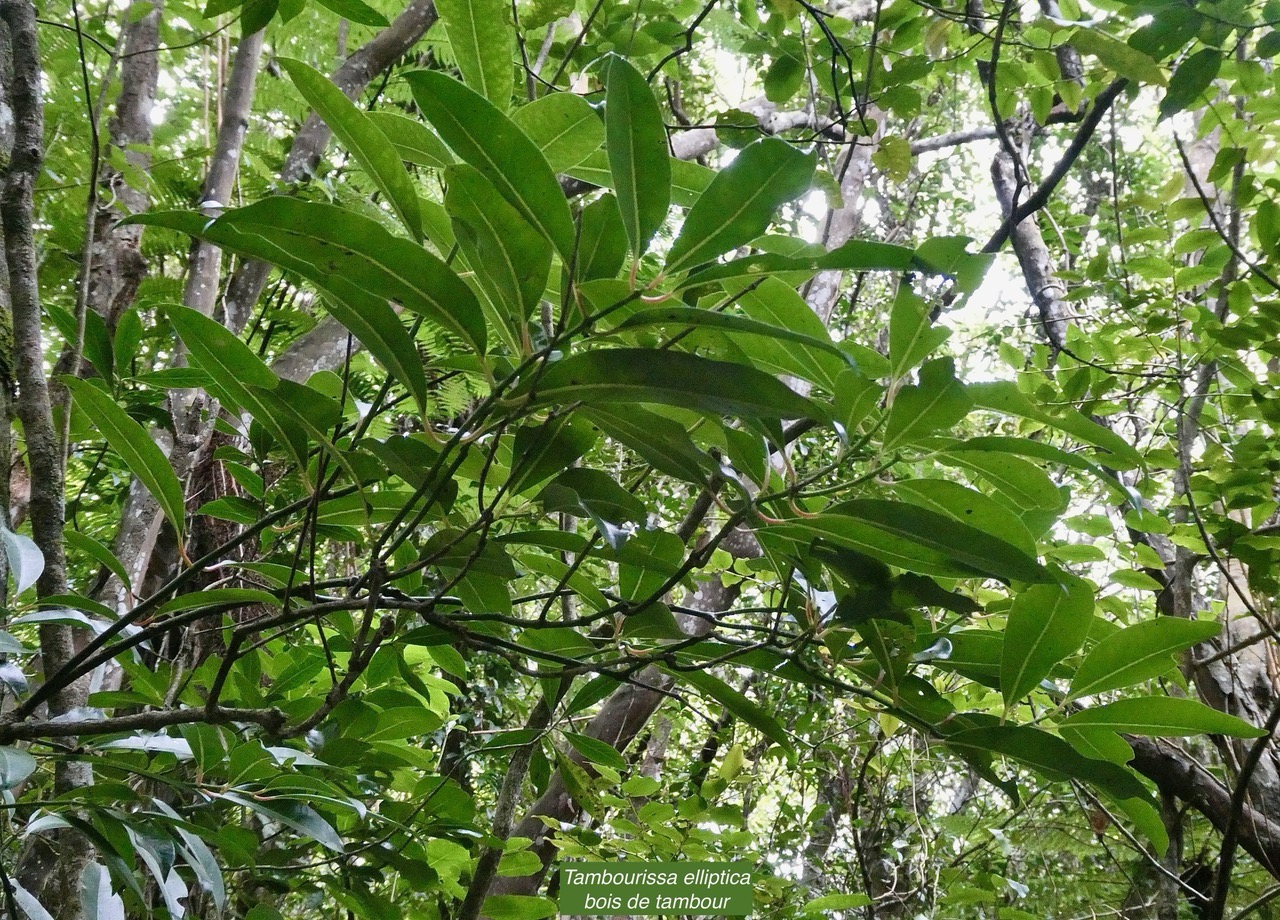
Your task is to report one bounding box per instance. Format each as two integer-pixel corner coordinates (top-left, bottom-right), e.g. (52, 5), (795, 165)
(0, 2), (91, 913)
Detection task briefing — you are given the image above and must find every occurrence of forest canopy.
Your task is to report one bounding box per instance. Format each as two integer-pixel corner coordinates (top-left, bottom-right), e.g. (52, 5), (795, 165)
(0, 0), (1278, 917)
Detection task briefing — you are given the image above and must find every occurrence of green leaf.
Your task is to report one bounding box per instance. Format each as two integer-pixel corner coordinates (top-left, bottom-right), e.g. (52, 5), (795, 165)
(512, 92), (604, 172)
(889, 284), (949, 378)
(1001, 575), (1095, 707)
(446, 165), (550, 350)
(943, 724), (1163, 849)
(365, 112), (453, 169)
(518, 348), (822, 420)
(163, 306), (311, 471)
(580, 406), (716, 484)
(576, 194), (629, 282)
(939, 449), (1067, 513)
(219, 792), (345, 852)
(565, 150), (712, 209)
(481, 896), (558, 920)
(968, 381), (1143, 467)
(64, 530), (132, 594)
(1062, 697), (1266, 738)
(508, 415), (597, 495)
(1069, 30), (1164, 85)
(802, 893), (872, 914)
(602, 54), (671, 260)
(767, 500), (1051, 583)
(670, 668), (793, 752)
(1069, 618), (1220, 700)
(872, 135), (912, 183)
(280, 59), (422, 240)
(1159, 48), (1222, 121)
(563, 730), (628, 771)
(883, 357), (972, 449)
(665, 138), (815, 273)
(436, 0), (514, 109)
(728, 278), (851, 390)
(891, 479), (1037, 558)
(313, 0), (387, 24)
(612, 303), (853, 383)
(407, 70), (575, 260)
(64, 379), (187, 542)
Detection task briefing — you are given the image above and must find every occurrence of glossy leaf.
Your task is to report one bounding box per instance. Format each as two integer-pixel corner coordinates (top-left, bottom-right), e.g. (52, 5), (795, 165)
(883, 358), (972, 449)
(518, 348), (822, 420)
(602, 54), (671, 260)
(366, 111), (453, 168)
(64, 378), (186, 542)
(665, 138), (815, 273)
(280, 59), (422, 240)
(1069, 618), (1221, 700)
(670, 668), (794, 752)
(512, 92), (604, 171)
(1001, 575), (1095, 707)
(769, 499), (1050, 583)
(1062, 697), (1266, 738)
(436, 0), (514, 109)
(446, 164), (551, 348)
(888, 285), (949, 379)
(575, 194), (629, 282)
(0, 525), (44, 596)
(407, 70), (575, 259)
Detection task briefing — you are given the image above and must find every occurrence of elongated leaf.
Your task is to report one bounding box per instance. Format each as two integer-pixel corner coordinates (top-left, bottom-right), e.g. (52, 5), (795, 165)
(0, 526), (43, 595)
(1062, 697), (1266, 738)
(613, 305), (853, 372)
(940, 449), (1067, 513)
(943, 724), (1163, 850)
(80, 864), (125, 920)
(832, 499), (1049, 583)
(1001, 575), (1095, 707)
(366, 111), (453, 168)
(670, 667), (793, 752)
(683, 238), (918, 289)
(13, 884), (55, 920)
(602, 54), (670, 260)
(0, 746), (36, 789)
(883, 357), (972, 449)
(576, 194), (628, 282)
(446, 164), (550, 348)
(314, 0), (387, 25)
(731, 278), (850, 390)
(220, 792), (345, 853)
(512, 92), (604, 171)
(407, 70), (575, 259)
(64, 379), (186, 541)
(1070, 618), (1220, 700)
(1159, 48), (1222, 120)
(890, 479), (1037, 558)
(518, 348), (821, 420)
(666, 138), (815, 273)
(968, 381), (1143, 467)
(64, 530), (132, 594)
(565, 150), (712, 209)
(436, 0), (514, 108)
(164, 306), (311, 471)
(580, 406), (716, 484)
(889, 285), (949, 378)
(280, 59), (422, 240)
